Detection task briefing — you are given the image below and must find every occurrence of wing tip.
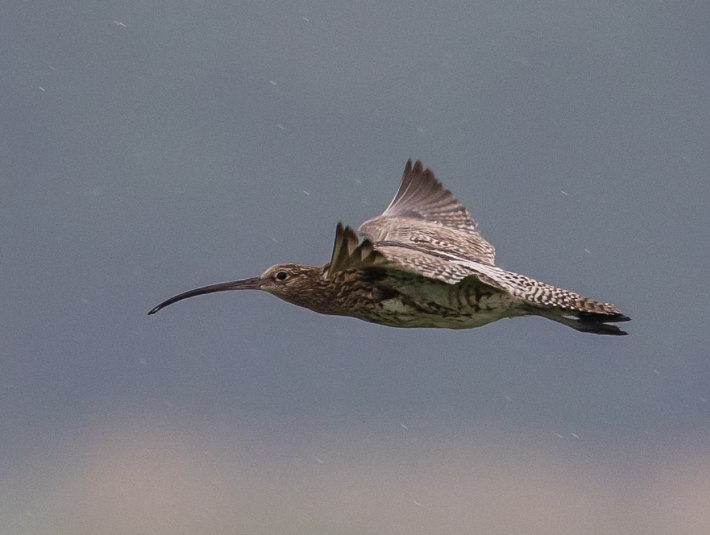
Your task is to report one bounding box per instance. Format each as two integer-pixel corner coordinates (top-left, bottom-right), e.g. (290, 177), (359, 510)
(403, 158), (435, 184)
(328, 222), (388, 277)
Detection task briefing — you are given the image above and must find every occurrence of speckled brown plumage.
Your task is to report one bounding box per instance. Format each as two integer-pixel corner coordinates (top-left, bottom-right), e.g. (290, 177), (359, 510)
(149, 160), (629, 335)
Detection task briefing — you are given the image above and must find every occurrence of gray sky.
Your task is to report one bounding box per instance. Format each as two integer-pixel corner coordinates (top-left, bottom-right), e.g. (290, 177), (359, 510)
(2, 2), (709, 533)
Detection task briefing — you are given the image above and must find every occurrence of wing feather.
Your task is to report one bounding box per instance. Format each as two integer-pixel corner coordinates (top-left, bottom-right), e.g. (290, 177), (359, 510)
(359, 160), (496, 265)
(325, 223), (390, 279)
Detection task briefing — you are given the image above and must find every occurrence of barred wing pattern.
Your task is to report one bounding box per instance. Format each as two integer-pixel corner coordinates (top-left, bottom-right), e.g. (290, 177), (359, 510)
(359, 160), (496, 266)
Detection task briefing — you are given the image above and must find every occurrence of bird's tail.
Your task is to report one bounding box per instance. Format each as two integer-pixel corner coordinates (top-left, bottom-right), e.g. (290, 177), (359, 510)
(531, 307), (630, 335)
(465, 264), (630, 335)
(514, 277), (630, 335)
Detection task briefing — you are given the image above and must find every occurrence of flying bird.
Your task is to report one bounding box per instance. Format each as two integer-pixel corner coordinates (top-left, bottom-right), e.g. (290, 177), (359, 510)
(149, 160), (629, 335)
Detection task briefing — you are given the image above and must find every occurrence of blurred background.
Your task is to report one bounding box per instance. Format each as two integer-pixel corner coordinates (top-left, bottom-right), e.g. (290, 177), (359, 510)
(2, 2), (709, 533)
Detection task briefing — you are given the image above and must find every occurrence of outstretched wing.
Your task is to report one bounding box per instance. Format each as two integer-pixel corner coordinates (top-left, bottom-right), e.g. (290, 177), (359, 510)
(324, 222), (501, 289)
(358, 160), (496, 266)
(324, 222), (494, 285)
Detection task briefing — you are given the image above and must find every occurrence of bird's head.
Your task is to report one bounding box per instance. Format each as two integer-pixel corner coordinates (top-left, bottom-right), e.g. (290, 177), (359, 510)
(255, 263), (323, 294)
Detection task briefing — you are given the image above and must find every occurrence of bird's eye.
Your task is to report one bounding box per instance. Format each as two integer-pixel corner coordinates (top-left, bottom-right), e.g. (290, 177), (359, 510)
(275, 271), (288, 281)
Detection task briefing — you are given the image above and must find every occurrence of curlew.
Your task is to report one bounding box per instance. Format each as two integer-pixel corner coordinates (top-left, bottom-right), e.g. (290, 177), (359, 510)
(149, 160), (629, 335)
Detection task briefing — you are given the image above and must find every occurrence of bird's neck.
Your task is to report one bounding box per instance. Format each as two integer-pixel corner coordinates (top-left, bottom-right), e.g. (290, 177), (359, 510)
(273, 266), (346, 316)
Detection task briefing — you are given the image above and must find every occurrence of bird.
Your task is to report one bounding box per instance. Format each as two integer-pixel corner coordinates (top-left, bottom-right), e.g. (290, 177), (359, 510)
(149, 160), (629, 335)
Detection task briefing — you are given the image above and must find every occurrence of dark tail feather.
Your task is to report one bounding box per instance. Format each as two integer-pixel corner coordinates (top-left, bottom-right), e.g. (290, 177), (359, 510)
(533, 309), (630, 336)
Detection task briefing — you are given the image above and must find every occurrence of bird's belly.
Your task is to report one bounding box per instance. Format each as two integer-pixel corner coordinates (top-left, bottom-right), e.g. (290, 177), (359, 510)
(371, 299), (505, 328)
(352, 281), (522, 329)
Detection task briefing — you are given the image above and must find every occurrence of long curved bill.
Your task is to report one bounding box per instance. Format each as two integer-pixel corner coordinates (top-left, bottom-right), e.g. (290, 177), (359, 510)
(148, 277), (261, 315)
